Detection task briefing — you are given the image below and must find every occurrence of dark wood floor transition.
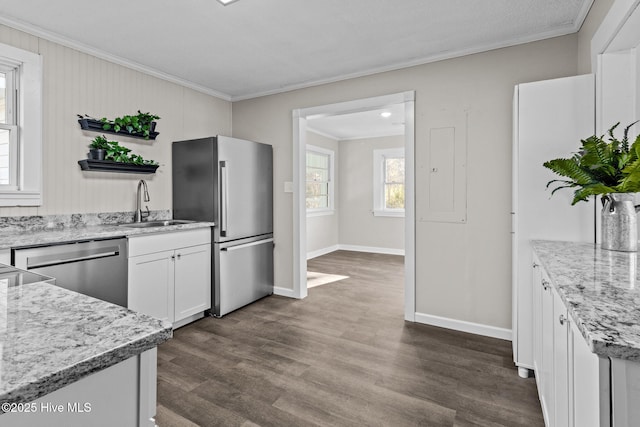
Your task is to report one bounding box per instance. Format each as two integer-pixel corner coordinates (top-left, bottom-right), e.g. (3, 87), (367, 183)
(156, 251), (543, 427)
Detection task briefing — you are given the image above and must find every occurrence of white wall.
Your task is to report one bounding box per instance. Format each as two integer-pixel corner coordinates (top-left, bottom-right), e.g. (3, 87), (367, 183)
(339, 135), (404, 251)
(306, 131), (339, 255)
(578, 0), (615, 74)
(233, 34), (579, 331)
(306, 133), (405, 257)
(0, 25), (231, 217)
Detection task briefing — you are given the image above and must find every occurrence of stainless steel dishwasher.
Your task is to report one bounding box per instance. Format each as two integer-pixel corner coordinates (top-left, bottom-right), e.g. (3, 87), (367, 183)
(12, 238), (128, 307)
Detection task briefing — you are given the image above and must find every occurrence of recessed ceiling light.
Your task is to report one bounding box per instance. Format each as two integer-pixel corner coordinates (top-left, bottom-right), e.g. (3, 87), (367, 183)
(217, 0), (239, 5)
(380, 111), (392, 118)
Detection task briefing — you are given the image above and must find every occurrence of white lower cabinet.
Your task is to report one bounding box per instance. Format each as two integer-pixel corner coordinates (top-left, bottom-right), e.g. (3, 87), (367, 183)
(532, 253), (610, 427)
(128, 249), (175, 323)
(174, 243), (212, 321)
(552, 286), (569, 427)
(569, 319), (609, 427)
(128, 228), (211, 328)
(0, 248), (10, 265)
(2, 349), (158, 427)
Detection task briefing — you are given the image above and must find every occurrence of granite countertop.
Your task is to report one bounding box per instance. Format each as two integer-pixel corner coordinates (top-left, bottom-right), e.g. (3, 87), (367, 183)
(0, 267), (172, 404)
(532, 240), (640, 361)
(0, 221), (214, 250)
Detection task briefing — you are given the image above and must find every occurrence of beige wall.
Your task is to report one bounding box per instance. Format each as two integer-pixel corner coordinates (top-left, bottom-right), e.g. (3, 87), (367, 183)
(306, 131), (339, 254)
(0, 25), (231, 218)
(306, 132), (405, 256)
(233, 34), (579, 330)
(339, 135), (404, 251)
(577, 0), (615, 74)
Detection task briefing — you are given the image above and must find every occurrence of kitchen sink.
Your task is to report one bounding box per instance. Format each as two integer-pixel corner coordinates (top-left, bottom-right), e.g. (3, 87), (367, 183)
(118, 220), (194, 228)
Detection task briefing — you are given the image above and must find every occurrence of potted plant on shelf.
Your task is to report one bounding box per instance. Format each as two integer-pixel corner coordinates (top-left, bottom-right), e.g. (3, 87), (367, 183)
(88, 135), (111, 160)
(79, 137), (158, 173)
(544, 121), (640, 252)
(100, 110), (160, 140)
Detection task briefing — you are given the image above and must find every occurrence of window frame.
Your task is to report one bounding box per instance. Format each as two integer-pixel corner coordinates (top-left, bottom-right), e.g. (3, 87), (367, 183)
(0, 64), (18, 189)
(373, 147), (405, 217)
(0, 42), (43, 207)
(305, 144), (335, 217)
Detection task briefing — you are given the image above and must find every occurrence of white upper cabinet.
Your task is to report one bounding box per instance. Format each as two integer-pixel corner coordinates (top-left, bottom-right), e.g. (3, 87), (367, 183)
(512, 75), (595, 375)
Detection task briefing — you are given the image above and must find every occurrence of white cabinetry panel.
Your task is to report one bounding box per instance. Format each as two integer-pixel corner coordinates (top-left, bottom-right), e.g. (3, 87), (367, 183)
(570, 320), (609, 427)
(0, 249), (10, 265)
(129, 250), (174, 323)
(174, 244), (211, 321)
(512, 75), (595, 372)
(532, 251), (611, 427)
(128, 229), (211, 328)
(553, 288), (569, 427)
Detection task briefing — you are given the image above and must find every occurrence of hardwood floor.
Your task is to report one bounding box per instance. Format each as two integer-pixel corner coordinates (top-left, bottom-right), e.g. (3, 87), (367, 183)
(156, 250), (543, 427)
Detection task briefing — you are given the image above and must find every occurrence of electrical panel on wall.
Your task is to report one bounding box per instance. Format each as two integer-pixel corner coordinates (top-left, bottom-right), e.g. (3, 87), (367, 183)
(417, 108), (468, 223)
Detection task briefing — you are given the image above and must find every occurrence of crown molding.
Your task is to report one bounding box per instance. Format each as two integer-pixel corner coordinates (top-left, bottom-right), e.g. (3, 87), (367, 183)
(0, 6), (589, 103)
(231, 23), (586, 101)
(0, 15), (233, 101)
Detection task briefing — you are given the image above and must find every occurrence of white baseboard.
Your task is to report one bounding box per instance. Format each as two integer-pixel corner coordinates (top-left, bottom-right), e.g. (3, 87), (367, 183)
(307, 245), (340, 260)
(273, 286), (297, 298)
(307, 244), (404, 259)
(338, 244), (404, 256)
(414, 312), (512, 341)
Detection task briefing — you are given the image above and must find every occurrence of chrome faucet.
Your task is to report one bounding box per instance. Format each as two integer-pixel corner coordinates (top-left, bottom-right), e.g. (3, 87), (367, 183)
(135, 179), (150, 222)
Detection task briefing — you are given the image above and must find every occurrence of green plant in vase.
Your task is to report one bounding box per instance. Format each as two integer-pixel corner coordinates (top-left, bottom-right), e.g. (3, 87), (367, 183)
(543, 121), (640, 204)
(88, 135), (112, 160)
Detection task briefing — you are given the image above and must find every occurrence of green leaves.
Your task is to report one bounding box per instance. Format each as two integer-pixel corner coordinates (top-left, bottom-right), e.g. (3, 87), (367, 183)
(87, 136), (156, 165)
(89, 135), (111, 150)
(544, 122), (640, 204)
(100, 111), (160, 139)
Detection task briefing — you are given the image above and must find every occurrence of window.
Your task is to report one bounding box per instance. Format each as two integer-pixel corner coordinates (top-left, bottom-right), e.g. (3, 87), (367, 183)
(373, 148), (405, 217)
(306, 145), (334, 215)
(0, 42), (43, 206)
(0, 66), (17, 188)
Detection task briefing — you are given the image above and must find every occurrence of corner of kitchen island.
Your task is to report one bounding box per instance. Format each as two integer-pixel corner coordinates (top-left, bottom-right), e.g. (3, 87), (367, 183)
(0, 268), (172, 427)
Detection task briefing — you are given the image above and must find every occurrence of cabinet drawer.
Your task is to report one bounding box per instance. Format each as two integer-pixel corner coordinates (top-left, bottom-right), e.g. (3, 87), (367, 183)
(128, 228), (211, 257)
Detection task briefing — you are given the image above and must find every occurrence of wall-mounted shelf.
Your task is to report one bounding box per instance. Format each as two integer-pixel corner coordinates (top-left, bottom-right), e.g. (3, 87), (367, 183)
(78, 118), (159, 140)
(78, 159), (159, 174)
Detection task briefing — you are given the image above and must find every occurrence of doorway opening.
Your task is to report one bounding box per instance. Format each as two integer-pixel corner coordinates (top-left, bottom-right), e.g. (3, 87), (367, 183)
(292, 92), (415, 321)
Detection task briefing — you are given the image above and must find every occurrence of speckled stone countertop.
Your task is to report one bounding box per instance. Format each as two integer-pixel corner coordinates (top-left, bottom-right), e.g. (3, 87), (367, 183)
(0, 269), (172, 404)
(0, 217), (214, 250)
(532, 240), (640, 361)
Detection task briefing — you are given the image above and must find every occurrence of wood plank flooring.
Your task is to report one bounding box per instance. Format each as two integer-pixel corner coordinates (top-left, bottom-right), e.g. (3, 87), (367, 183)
(156, 250), (543, 427)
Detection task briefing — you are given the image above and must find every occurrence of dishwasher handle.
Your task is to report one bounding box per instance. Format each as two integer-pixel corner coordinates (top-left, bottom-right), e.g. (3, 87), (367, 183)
(25, 247), (121, 269)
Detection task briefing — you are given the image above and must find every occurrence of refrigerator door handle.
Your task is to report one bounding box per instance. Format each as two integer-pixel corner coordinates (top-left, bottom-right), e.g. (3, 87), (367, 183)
(221, 238), (274, 252)
(220, 160), (228, 236)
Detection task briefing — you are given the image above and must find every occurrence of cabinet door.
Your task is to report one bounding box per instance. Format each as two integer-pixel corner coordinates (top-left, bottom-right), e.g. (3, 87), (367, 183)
(570, 320), (610, 427)
(174, 244), (211, 322)
(128, 250), (175, 323)
(553, 287), (569, 427)
(0, 249), (10, 265)
(532, 257), (543, 376)
(513, 75), (595, 370)
(540, 273), (555, 426)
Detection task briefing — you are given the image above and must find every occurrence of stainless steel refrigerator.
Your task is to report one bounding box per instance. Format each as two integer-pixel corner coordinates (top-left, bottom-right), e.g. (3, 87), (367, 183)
(172, 136), (274, 317)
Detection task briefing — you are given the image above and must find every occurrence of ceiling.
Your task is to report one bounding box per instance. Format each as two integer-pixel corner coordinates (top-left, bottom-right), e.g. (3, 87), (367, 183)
(307, 103), (405, 141)
(0, 0), (593, 102)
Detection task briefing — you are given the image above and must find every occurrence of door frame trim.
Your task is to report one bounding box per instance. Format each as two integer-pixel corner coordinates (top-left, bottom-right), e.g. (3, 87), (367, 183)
(292, 91), (416, 321)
